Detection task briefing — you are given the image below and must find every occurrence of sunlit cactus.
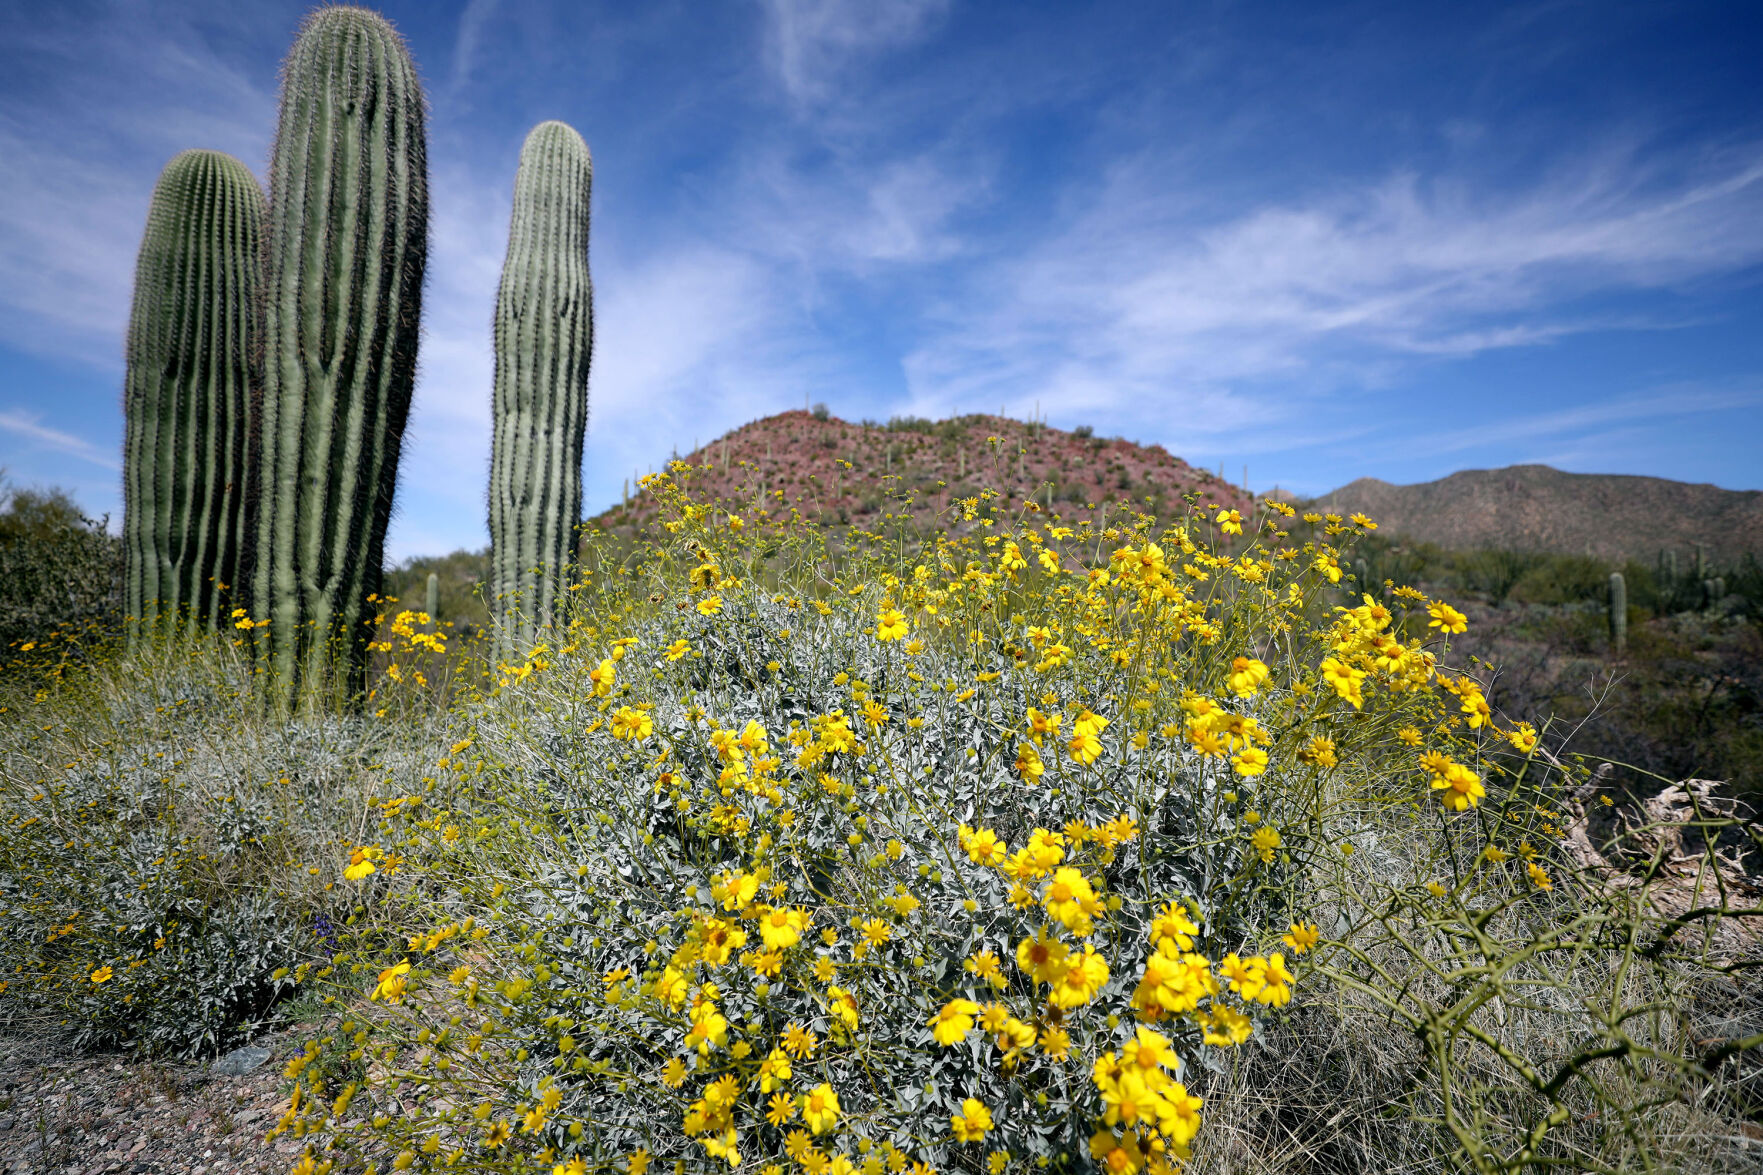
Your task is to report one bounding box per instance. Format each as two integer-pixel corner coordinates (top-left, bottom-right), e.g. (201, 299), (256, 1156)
(122, 149), (263, 643)
(251, 5), (428, 705)
(488, 120), (593, 649)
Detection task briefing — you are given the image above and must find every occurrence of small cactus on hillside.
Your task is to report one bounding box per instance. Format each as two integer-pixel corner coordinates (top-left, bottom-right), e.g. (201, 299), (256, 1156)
(251, 6), (428, 705)
(122, 149), (263, 642)
(488, 120), (593, 649)
(1608, 571), (1627, 655)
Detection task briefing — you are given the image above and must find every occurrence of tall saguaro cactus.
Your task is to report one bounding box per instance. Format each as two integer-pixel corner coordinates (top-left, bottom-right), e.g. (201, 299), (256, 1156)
(488, 120), (593, 649)
(123, 150), (263, 642)
(253, 6), (428, 704)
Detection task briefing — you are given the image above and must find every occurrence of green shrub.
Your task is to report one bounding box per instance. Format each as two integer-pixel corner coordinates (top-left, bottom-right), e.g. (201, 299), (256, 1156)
(1453, 549), (1540, 603)
(0, 631), (450, 1058)
(1507, 554), (1609, 605)
(0, 480), (123, 666)
(887, 416), (938, 435)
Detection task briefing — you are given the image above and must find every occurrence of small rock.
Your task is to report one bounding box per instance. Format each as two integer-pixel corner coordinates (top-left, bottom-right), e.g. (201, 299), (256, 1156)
(210, 1045), (272, 1076)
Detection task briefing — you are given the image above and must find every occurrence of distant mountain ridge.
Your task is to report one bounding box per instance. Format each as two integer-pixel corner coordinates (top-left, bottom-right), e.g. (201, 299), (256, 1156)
(1319, 465), (1763, 564)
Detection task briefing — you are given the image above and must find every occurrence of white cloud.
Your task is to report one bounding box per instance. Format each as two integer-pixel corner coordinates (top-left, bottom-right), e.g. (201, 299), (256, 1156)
(901, 141), (1763, 423)
(761, 0), (950, 105)
(0, 409), (119, 470)
(449, 0), (503, 97)
(733, 144), (993, 283)
(0, 126), (151, 362)
(578, 240), (841, 495)
(0, 6), (274, 371)
(1409, 383), (1763, 456)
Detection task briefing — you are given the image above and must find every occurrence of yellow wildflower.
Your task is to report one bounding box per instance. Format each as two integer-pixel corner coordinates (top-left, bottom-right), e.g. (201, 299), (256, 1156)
(802, 1083), (840, 1135)
(951, 1098), (993, 1143)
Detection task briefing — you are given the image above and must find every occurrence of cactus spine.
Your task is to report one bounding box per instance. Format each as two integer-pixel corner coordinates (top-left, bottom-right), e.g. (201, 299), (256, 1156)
(1608, 571), (1627, 655)
(252, 6), (428, 704)
(488, 121), (593, 649)
(123, 150), (263, 642)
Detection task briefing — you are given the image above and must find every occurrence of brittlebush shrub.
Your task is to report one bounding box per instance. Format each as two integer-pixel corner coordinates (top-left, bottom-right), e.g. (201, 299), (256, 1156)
(0, 620), (461, 1058)
(246, 476), (1759, 1175)
(272, 474), (1652, 1175)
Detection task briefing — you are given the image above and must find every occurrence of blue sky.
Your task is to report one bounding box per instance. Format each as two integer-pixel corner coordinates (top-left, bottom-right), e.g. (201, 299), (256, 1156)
(1, 0), (1760, 559)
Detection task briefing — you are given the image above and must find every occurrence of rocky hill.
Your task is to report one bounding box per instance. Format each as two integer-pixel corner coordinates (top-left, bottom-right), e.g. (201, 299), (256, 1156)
(1319, 465), (1763, 565)
(590, 410), (1256, 535)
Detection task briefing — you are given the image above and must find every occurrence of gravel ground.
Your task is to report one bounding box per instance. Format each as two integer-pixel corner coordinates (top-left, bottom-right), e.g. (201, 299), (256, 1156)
(0, 1031), (306, 1175)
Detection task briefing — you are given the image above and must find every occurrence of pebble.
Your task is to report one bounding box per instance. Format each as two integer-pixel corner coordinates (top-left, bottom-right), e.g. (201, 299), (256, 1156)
(208, 1047), (272, 1078)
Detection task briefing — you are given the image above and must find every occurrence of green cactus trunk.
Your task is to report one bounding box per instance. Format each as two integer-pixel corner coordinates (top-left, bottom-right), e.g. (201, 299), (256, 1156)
(123, 150), (263, 644)
(252, 6), (428, 706)
(1608, 571), (1627, 656)
(488, 121), (593, 650)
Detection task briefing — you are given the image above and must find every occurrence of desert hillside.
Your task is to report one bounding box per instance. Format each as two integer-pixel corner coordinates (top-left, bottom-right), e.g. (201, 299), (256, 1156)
(1320, 464), (1763, 564)
(590, 409), (1257, 533)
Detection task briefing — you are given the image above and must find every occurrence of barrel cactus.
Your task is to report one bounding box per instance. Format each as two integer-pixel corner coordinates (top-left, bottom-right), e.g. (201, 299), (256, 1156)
(251, 6), (428, 704)
(488, 120), (593, 649)
(122, 149), (263, 642)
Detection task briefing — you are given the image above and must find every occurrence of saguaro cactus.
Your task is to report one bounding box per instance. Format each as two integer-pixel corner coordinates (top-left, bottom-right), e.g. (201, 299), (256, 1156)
(252, 6), (428, 703)
(1608, 571), (1627, 655)
(123, 150), (263, 642)
(488, 120), (593, 649)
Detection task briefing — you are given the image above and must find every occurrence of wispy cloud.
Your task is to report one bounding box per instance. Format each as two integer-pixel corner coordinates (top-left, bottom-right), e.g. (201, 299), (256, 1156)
(732, 143), (994, 285)
(577, 239), (852, 499)
(0, 125), (151, 362)
(447, 0), (503, 99)
(901, 140), (1763, 422)
(0, 409), (119, 470)
(1409, 382), (1763, 457)
(0, 6), (274, 370)
(761, 0), (950, 106)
